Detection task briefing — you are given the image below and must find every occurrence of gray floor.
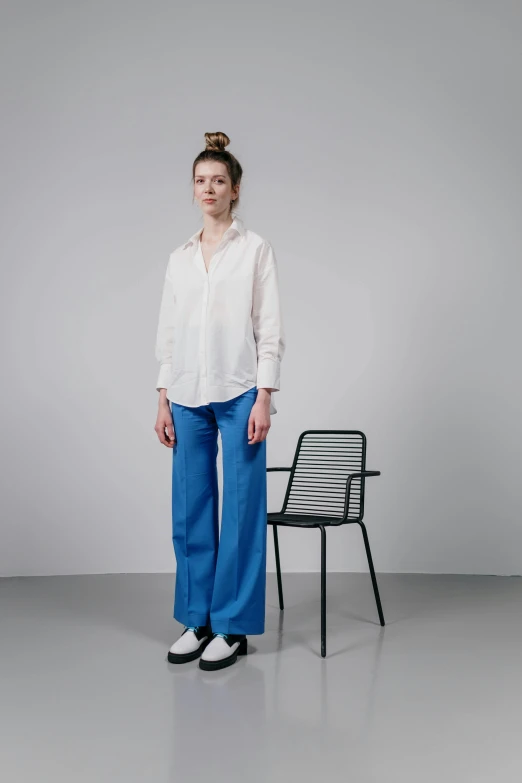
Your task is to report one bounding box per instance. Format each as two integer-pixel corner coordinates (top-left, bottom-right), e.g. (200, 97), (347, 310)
(1, 572), (521, 782)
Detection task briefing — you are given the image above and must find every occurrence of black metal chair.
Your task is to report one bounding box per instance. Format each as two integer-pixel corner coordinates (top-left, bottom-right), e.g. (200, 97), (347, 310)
(267, 429), (384, 658)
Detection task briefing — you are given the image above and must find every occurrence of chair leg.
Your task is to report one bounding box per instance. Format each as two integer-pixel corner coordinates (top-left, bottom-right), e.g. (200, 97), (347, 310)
(358, 521), (385, 626)
(273, 525), (284, 610)
(320, 525), (326, 658)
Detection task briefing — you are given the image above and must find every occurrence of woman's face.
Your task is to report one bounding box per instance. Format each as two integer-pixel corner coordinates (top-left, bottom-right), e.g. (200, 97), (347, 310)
(194, 161), (239, 217)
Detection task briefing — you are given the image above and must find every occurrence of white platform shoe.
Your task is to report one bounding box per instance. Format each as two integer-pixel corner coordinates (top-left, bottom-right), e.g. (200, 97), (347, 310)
(167, 624), (213, 664)
(199, 633), (248, 671)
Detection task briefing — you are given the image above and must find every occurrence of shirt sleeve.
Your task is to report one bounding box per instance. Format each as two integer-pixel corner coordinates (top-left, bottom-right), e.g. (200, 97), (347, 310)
(252, 241), (286, 391)
(154, 254), (174, 391)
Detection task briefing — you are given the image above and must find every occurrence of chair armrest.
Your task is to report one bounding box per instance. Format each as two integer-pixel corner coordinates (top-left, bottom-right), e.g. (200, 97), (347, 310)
(345, 470), (381, 488)
(267, 467), (292, 515)
(343, 471), (380, 519)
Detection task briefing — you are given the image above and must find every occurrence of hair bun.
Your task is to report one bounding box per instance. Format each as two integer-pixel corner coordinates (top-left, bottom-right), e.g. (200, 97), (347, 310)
(204, 131), (230, 152)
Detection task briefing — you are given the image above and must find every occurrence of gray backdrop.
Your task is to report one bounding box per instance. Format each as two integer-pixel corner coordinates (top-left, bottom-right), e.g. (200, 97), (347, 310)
(1, 0), (521, 576)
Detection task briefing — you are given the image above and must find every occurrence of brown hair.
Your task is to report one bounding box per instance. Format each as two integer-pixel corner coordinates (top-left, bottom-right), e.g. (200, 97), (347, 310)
(192, 132), (243, 215)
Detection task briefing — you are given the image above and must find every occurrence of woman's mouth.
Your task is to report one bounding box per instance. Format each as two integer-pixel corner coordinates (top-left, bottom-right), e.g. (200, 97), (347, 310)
(203, 199), (216, 203)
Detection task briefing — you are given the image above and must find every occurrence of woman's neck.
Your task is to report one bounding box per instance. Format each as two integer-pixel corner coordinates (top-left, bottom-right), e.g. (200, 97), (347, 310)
(201, 213), (233, 244)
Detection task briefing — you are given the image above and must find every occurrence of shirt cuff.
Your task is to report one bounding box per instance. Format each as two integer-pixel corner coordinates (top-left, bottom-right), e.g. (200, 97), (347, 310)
(256, 358), (280, 391)
(156, 363), (172, 391)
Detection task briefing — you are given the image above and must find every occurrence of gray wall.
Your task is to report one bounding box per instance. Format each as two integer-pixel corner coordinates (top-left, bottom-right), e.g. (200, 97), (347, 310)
(1, 1), (521, 576)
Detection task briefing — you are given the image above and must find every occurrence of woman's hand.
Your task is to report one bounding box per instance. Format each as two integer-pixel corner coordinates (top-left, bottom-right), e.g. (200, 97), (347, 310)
(155, 402), (176, 447)
(248, 393), (271, 444)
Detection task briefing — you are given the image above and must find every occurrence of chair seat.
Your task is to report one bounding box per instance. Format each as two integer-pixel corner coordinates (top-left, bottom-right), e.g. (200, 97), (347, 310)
(267, 512), (352, 528)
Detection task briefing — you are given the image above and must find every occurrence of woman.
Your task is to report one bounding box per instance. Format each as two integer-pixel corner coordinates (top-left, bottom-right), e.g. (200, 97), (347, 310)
(154, 132), (286, 671)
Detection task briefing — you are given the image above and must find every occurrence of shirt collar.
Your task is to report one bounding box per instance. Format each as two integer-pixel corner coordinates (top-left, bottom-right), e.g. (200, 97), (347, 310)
(182, 212), (245, 250)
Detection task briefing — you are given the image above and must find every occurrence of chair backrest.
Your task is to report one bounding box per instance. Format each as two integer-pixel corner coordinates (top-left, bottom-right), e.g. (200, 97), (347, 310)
(281, 430), (368, 521)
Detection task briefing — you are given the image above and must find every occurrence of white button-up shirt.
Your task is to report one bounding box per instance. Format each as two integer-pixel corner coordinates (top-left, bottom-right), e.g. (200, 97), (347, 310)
(155, 213), (285, 415)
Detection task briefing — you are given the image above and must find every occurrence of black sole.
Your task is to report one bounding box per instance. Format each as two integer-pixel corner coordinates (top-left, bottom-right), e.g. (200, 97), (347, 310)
(198, 637), (248, 671)
(167, 635), (212, 664)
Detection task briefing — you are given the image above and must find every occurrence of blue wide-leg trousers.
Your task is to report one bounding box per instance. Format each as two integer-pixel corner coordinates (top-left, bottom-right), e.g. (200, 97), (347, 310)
(169, 386), (267, 635)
